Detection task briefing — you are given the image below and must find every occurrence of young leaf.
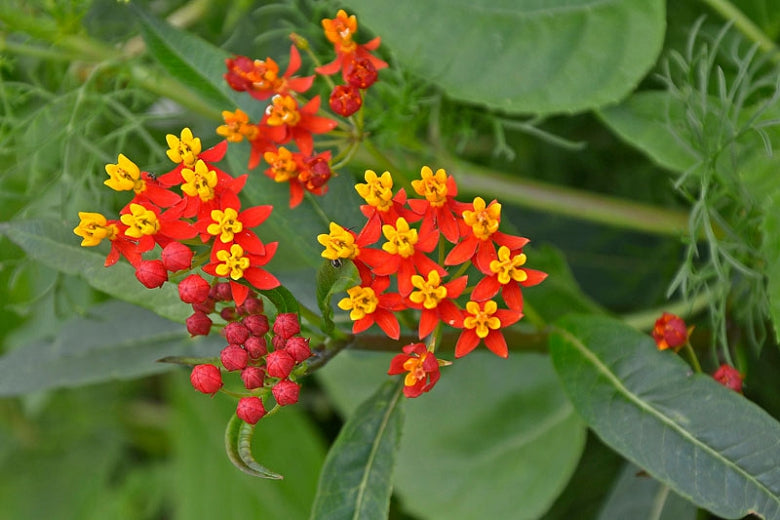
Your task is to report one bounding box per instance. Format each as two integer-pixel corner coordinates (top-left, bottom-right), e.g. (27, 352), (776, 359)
(309, 379), (404, 520)
(224, 413), (283, 479)
(550, 314), (780, 520)
(315, 258), (360, 334)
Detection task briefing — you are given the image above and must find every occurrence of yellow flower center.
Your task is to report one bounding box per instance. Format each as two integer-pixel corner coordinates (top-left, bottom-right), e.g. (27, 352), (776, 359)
(337, 285), (378, 321)
(181, 160), (218, 202)
(489, 246), (528, 285)
(462, 197), (501, 240)
(403, 353), (429, 386)
(207, 208), (243, 243)
(248, 58), (281, 91)
(318, 222), (359, 260)
(265, 95), (301, 127)
(165, 127), (202, 167)
(120, 204), (160, 238)
(408, 270), (448, 309)
(463, 300), (501, 339)
(411, 166), (448, 207)
(263, 147), (299, 182)
(74, 212), (118, 247)
(215, 244), (251, 280)
(104, 154), (145, 193)
(355, 170), (394, 211)
(217, 109), (258, 143)
(322, 9), (358, 53)
(382, 217), (418, 258)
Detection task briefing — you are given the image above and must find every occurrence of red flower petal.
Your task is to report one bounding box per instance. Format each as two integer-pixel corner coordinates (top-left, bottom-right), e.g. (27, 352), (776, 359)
(484, 331), (509, 358)
(240, 205), (272, 227)
(471, 275), (501, 302)
(201, 140), (228, 162)
(444, 235), (477, 266)
(418, 308), (438, 338)
(520, 268), (548, 287)
(502, 282), (524, 311)
(455, 329), (480, 358)
(374, 309), (400, 340)
(230, 281), (250, 306)
(437, 299), (463, 329)
(244, 267), (281, 290)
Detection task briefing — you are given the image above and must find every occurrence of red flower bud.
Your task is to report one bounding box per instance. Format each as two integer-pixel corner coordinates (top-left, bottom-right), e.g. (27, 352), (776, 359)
(244, 336), (268, 359)
(241, 366), (266, 390)
(223, 321), (250, 345)
(186, 311), (212, 336)
(178, 274), (211, 304)
(190, 364), (223, 395)
(285, 336), (312, 363)
(273, 313), (300, 339)
(346, 57), (378, 89)
(272, 379), (300, 406)
(272, 335), (287, 351)
(243, 314), (270, 336)
(329, 84), (362, 117)
(303, 156), (332, 189)
(161, 241), (193, 271)
(220, 344), (248, 371)
(236, 396), (266, 425)
(135, 260), (168, 289)
(210, 282), (233, 302)
(192, 297), (216, 314)
(266, 350), (295, 379)
(652, 312), (689, 351)
(238, 296), (264, 316)
(220, 306), (238, 322)
(713, 364), (743, 393)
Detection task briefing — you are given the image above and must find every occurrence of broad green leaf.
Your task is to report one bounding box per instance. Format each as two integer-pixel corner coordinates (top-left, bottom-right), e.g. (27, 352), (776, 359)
(131, 3), (240, 113)
(0, 300), (221, 396)
(349, 0), (665, 114)
(261, 285), (300, 315)
(550, 314), (780, 520)
(317, 351), (585, 520)
(315, 258), (360, 334)
(0, 219), (189, 323)
(598, 91), (699, 174)
(224, 413), (283, 479)
(597, 463), (697, 520)
(310, 379), (404, 520)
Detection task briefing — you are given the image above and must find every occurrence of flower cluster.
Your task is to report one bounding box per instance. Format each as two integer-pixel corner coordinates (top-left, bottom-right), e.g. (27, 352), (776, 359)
(319, 167), (547, 397)
(220, 10), (385, 208)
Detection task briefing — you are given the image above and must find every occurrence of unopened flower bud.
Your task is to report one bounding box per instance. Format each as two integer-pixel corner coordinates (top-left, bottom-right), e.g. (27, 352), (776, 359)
(329, 84), (362, 117)
(346, 57), (378, 89)
(220, 306), (238, 322)
(190, 364), (223, 395)
(192, 297), (216, 314)
(713, 364), (743, 393)
(266, 350), (295, 379)
(243, 314), (270, 336)
(236, 396), (265, 425)
(186, 311), (212, 336)
(652, 312), (689, 351)
(161, 241), (193, 271)
(220, 344), (248, 371)
(241, 366), (266, 390)
(135, 260), (168, 288)
(273, 313), (300, 339)
(223, 321), (250, 345)
(272, 335), (287, 351)
(178, 274), (211, 304)
(272, 379), (300, 406)
(238, 296), (264, 315)
(304, 156), (332, 189)
(210, 282), (233, 302)
(244, 336), (268, 359)
(285, 336), (312, 363)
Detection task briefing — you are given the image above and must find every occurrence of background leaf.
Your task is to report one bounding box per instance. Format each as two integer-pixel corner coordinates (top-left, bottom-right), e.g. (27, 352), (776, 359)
(315, 258), (360, 335)
(310, 379), (404, 520)
(550, 314), (780, 520)
(348, 0), (666, 114)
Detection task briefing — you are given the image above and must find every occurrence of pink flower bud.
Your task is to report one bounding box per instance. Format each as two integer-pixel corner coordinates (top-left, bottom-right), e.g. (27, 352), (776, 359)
(273, 313), (300, 339)
(210, 282), (233, 302)
(241, 366), (266, 390)
(346, 57), (378, 89)
(220, 344), (248, 371)
(186, 311), (212, 336)
(243, 314), (270, 336)
(135, 260), (168, 289)
(238, 297), (264, 315)
(303, 156), (332, 189)
(285, 336), (312, 363)
(190, 364), (222, 395)
(713, 364), (743, 393)
(272, 335), (287, 351)
(161, 241), (193, 271)
(266, 350), (295, 379)
(272, 379), (300, 406)
(236, 396), (265, 425)
(220, 306), (238, 322)
(223, 321), (250, 345)
(192, 298), (216, 314)
(329, 84), (362, 117)
(244, 336), (268, 359)
(178, 274), (211, 304)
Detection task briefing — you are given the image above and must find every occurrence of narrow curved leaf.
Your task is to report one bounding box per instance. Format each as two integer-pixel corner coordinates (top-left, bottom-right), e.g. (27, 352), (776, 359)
(225, 413), (283, 479)
(310, 379), (404, 520)
(350, 0), (665, 114)
(315, 258), (360, 334)
(550, 314), (780, 520)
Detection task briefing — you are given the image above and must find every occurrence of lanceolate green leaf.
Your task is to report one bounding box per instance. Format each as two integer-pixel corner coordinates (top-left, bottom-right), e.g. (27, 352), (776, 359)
(315, 259), (360, 334)
(261, 285), (300, 315)
(310, 379), (404, 520)
(225, 413), (284, 479)
(550, 314), (780, 520)
(350, 0), (665, 114)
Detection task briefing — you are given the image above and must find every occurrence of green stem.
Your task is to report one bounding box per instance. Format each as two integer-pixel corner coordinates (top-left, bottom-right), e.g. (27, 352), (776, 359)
(683, 341), (704, 373)
(702, 0), (780, 60)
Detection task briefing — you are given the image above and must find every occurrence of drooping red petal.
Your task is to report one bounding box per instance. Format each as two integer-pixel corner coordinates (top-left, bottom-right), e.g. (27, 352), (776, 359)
(502, 282), (524, 311)
(219, 189), (241, 211)
(471, 275), (501, 302)
(413, 252), (447, 280)
(373, 309), (400, 340)
(159, 219), (197, 240)
(201, 140), (228, 162)
(284, 45), (301, 77)
(352, 315), (375, 335)
(444, 275), (469, 299)
(303, 114), (338, 134)
(444, 235), (477, 266)
(357, 211), (382, 245)
(289, 180), (305, 208)
(474, 240), (498, 273)
(292, 128), (314, 157)
(144, 183), (181, 207)
(454, 329), (480, 358)
(235, 231), (265, 256)
(388, 354), (412, 375)
(437, 299), (463, 329)
(520, 268), (548, 287)
(495, 308), (523, 328)
(315, 57), (342, 76)
(244, 267), (281, 290)
(494, 232), (529, 251)
(406, 198), (429, 216)
(437, 207), (460, 244)
(418, 308), (439, 339)
(416, 226), (440, 253)
(287, 75), (315, 94)
(239, 205), (272, 227)
(230, 281), (250, 306)
(363, 250), (398, 275)
(484, 331), (509, 358)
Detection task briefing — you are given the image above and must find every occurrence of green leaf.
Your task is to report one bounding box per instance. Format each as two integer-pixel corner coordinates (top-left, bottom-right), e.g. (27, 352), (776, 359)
(550, 314), (780, 520)
(131, 3), (240, 113)
(315, 259), (360, 334)
(0, 300), (221, 396)
(310, 379), (404, 520)
(317, 351), (585, 520)
(261, 285), (301, 315)
(0, 219), (189, 323)
(598, 91), (699, 174)
(224, 413), (283, 479)
(350, 0), (665, 114)
(762, 196), (780, 344)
